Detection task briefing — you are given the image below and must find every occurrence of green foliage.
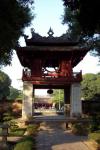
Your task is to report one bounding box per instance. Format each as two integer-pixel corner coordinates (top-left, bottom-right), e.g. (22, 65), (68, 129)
(2, 112), (19, 131)
(62, 7), (81, 41)
(81, 73), (100, 100)
(2, 111), (25, 136)
(78, 0), (100, 35)
(63, 0), (100, 35)
(62, 1), (100, 59)
(0, 0), (34, 66)
(3, 112), (19, 131)
(3, 112), (14, 122)
(88, 131), (100, 144)
(14, 136), (35, 150)
(18, 0), (33, 5)
(52, 90), (64, 110)
(9, 128), (25, 136)
(9, 120), (19, 131)
(52, 89), (64, 103)
(89, 114), (100, 132)
(0, 70), (11, 99)
(7, 87), (22, 100)
(27, 124), (38, 135)
(71, 122), (89, 135)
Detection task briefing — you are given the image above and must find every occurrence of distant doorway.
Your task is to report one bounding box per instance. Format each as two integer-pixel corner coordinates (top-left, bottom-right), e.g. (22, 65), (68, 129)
(33, 89), (65, 116)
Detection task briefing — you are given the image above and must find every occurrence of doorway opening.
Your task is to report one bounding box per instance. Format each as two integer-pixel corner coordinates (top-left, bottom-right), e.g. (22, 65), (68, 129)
(33, 89), (65, 117)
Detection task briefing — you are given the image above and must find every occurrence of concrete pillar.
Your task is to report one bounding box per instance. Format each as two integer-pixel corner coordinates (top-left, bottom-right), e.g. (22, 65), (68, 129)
(64, 87), (70, 116)
(22, 81), (33, 120)
(70, 83), (82, 117)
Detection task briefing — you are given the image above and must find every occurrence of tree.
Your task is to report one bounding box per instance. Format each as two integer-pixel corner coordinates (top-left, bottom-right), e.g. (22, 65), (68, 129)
(0, 0), (34, 66)
(81, 73), (100, 100)
(62, 0), (100, 59)
(52, 89), (64, 103)
(52, 89), (64, 110)
(62, 7), (81, 41)
(62, 0), (100, 35)
(18, 0), (33, 5)
(0, 70), (11, 100)
(7, 87), (23, 100)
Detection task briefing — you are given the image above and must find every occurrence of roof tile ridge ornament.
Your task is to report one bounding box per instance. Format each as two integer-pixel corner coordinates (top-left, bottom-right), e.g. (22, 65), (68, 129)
(31, 28), (42, 39)
(23, 27), (81, 45)
(47, 27), (54, 37)
(31, 28), (35, 37)
(23, 34), (29, 40)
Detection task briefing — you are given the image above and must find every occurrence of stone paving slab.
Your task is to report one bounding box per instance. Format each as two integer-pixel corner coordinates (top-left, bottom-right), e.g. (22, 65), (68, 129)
(36, 122), (91, 150)
(0, 136), (22, 142)
(33, 115), (90, 124)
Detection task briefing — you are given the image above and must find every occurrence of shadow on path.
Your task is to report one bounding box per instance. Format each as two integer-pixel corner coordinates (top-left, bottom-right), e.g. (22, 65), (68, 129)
(36, 122), (90, 150)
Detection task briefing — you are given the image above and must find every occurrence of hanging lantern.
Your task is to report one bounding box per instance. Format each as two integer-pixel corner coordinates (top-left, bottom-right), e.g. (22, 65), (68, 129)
(47, 89), (53, 94)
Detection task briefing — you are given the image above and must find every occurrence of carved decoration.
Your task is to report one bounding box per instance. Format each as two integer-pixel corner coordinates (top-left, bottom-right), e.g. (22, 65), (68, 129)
(47, 27), (54, 37)
(24, 28), (80, 45)
(17, 28), (89, 84)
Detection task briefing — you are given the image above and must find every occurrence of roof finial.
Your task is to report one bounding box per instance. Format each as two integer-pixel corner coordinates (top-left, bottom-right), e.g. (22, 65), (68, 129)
(47, 27), (54, 37)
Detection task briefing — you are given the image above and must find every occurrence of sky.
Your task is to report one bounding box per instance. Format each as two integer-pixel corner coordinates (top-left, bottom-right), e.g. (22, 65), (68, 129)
(2, 0), (100, 90)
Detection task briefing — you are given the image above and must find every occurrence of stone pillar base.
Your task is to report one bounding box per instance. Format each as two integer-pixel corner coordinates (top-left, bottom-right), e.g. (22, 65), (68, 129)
(71, 113), (81, 118)
(22, 81), (33, 120)
(64, 104), (70, 116)
(70, 83), (82, 118)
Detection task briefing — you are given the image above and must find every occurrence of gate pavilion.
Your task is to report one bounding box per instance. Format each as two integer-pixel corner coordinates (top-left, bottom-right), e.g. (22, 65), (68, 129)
(16, 28), (89, 119)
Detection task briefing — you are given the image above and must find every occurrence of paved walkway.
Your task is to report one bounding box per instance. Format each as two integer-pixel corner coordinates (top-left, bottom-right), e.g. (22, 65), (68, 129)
(36, 122), (91, 150)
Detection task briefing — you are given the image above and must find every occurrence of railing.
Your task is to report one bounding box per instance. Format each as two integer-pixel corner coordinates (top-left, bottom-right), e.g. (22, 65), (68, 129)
(72, 71), (82, 81)
(22, 69), (82, 82)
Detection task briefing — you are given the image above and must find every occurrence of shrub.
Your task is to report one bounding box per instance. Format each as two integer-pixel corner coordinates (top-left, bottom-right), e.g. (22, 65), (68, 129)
(26, 124), (38, 135)
(9, 120), (19, 131)
(71, 122), (89, 135)
(90, 114), (100, 132)
(9, 128), (26, 136)
(14, 136), (35, 150)
(88, 130), (100, 144)
(3, 112), (14, 122)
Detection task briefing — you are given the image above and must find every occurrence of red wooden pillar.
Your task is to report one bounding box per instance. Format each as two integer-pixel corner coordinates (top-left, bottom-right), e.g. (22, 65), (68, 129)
(31, 59), (42, 77)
